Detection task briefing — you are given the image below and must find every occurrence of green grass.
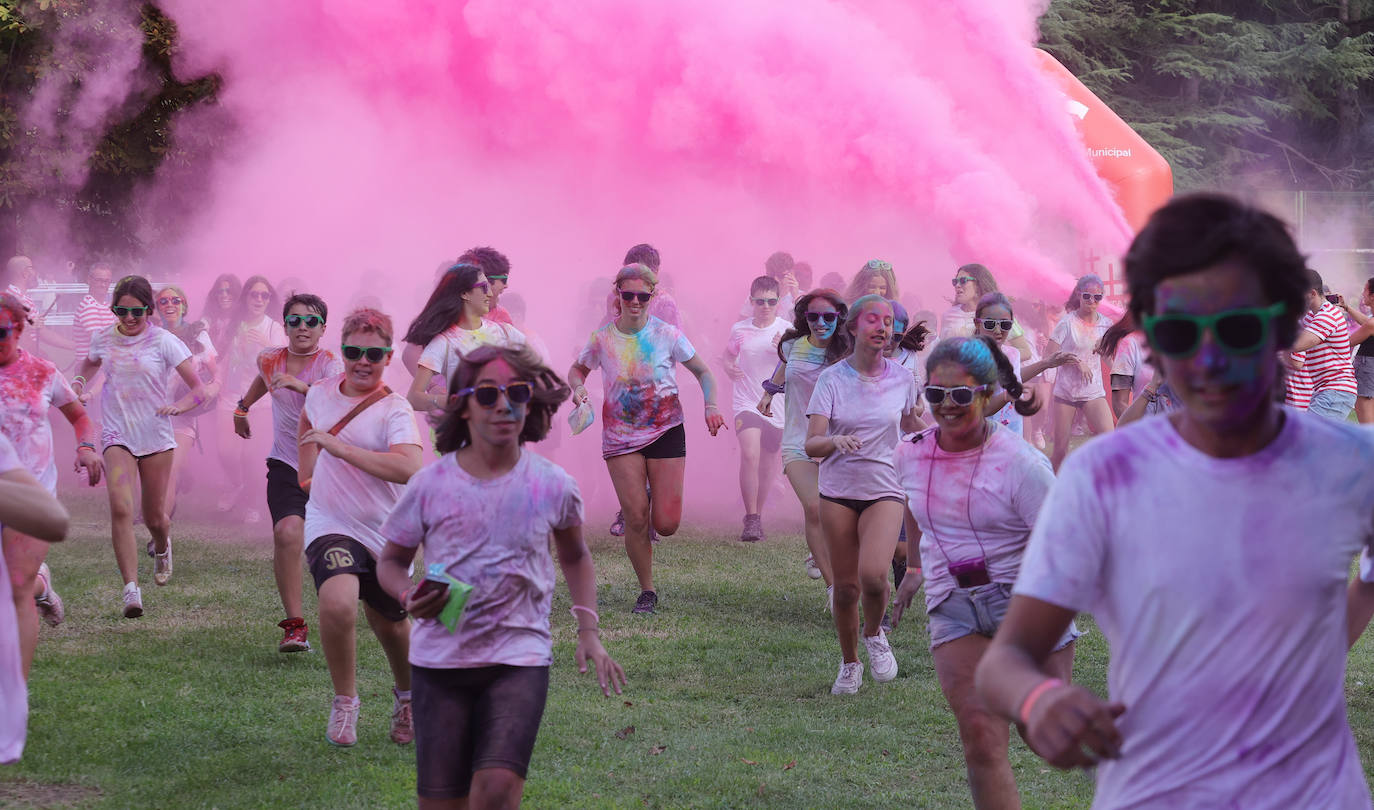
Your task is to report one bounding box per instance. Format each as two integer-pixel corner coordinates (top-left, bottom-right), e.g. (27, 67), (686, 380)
(5, 491), (1373, 808)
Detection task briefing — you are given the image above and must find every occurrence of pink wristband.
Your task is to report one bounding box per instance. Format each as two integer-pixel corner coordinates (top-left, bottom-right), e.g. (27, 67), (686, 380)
(1018, 678), (1064, 725)
(570, 604), (600, 624)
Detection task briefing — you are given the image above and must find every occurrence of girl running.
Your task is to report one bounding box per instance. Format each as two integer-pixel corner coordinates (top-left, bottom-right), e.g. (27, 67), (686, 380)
(154, 284), (220, 520)
(890, 335), (1075, 809)
(972, 293), (1075, 438)
(804, 295), (922, 694)
(758, 289), (850, 595)
(844, 260), (899, 303)
(569, 263), (725, 615)
(219, 275), (285, 520)
(378, 345), (625, 809)
(74, 276), (208, 616)
(1045, 274), (1114, 470)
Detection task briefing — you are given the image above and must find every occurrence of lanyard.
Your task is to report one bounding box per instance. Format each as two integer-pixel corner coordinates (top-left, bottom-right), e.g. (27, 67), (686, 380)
(923, 421), (991, 563)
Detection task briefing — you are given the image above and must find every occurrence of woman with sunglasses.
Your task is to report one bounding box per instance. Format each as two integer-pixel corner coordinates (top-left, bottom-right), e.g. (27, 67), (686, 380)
(975, 194), (1374, 809)
(758, 290), (849, 594)
(1044, 274), (1114, 471)
(217, 275), (285, 521)
(804, 295), (922, 694)
(154, 284), (221, 521)
(377, 345), (624, 808)
(73, 275), (207, 617)
(890, 336), (1072, 810)
(569, 263), (725, 615)
(973, 293), (1075, 439)
(844, 259), (900, 304)
(404, 264), (527, 413)
(233, 293), (343, 653)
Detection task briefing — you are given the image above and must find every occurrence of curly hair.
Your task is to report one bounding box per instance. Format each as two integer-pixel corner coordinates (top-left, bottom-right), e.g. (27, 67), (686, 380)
(341, 307), (394, 345)
(433, 345), (571, 452)
(777, 288), (851, 365)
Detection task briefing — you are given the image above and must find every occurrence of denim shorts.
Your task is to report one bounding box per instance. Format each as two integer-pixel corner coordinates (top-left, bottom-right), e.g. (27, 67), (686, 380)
(1308, 388), (1356, 422)
(928, 582), (1081, 652)
(1355, 356), (1374, 398)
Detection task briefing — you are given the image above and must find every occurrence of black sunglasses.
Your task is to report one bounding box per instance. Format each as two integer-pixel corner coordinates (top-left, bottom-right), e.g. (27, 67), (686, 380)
(248, 290), (272, 302)
(156, 296), (183, 307)
(979, 318), (1014, 332)
(341, 345), (393, 362)
(1081, 293), (1104, 302)
(457, 382), (533, 408)
(620, 291), (653, 304)
(805, 311), (838, 325)
(285, 315), (323, 328)
(752, 297), (779, 306)
(923, 384), (989, 406)
(111, 306), (149, 318)
(0, 327), (10, 340)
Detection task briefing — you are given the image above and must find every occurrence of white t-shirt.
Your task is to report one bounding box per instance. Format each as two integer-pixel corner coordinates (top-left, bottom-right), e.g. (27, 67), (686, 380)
(382, 450), (583, 669)
(303, 377), (422, 557)
(1016, 412), (1374, 810)
(417, 320), (527, 391)
(939, 306), (975, 341)
(806, 358), (918, 500)
(780, 337), (828, 465)
(1049, 311), (1110, 402)
(226, 314), (287, 394)
(167, 328), (217, 432)
(576, 317), (697, 458)
(1109, 333), (1154, 397)
(0, 350), (77, 493)
(725, 316), (789, 428)
(898, 422), (1052, 613)
(0, 434), (26, 763)
(257, 347), (345, 469)
(88, 325), (192, 456)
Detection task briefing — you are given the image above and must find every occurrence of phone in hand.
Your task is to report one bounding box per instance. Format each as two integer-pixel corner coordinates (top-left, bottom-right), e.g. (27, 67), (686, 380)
(412, 574), (449, 602)
(1327, 294), (1343, 305)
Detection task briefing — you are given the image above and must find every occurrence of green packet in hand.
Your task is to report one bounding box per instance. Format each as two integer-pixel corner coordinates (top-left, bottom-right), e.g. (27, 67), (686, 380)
(424, 563), (474, 633)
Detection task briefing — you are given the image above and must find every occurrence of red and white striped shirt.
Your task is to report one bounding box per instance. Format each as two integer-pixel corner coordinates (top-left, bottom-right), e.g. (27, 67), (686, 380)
(74, 294), (117, 362)
(1287, 302), (1357, 409)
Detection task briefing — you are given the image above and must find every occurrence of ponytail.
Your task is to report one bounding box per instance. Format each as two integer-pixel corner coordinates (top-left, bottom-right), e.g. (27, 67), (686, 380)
(979, 334), (1041, 417)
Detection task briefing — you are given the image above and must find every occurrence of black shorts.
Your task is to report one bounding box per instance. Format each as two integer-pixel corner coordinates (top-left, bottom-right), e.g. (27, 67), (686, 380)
(819, 494), (905, 514)
(413, 664), (550, 799)
(305, 535), (406, 621)
(635, 424), (686, 460)
(734, 411), (782, 453)
(1109, 374), (1134, 393)
(265, 459), (308, 524)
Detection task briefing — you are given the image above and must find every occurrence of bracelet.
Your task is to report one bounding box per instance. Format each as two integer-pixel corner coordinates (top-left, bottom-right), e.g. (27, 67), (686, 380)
(761, 380), (785, 395)
(400, 586), (412, 605)
(233, 409), (249, 418)
(1018, 677), (1065, 725)
(77, 441), (96, 452)
(570, 604), (600, 624)
(905, 566), (922, 576)
(236, 398), (249, 412)
(705, 403), (721, 411)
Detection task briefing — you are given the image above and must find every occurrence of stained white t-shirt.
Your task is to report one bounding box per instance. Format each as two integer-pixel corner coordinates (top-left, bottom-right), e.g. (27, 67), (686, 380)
(725, 316), (789, 428)
(0, 350), (77, 493)
(576, 316), (697, 458)
(1109, 333), (1154, 397)
(939, 306), (975, 341)
(417, 320), (527, 391)
(88, 325), (192, 456)
(0, 434), (26, 763)
(382, 450), (584, 669)
(167, 328), (217, 433)
(1016, 412), (1374, 810)
(226, 314), (287, 394)
(257, 347), (345, 469)
(1049, 311), (1110, 402)
(806, 358), (918, 501)
(303, 377), (422, 557)
(780, 337), (828, 465)
(898, 422), (1052, 613)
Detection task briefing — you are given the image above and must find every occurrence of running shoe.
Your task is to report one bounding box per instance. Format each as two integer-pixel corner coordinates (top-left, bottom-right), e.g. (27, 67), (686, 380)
(804, 554), (823, 580)
(739, 514), (764, 543)
(609, 510), (626, 537)
(327, 695), (361, 747)
(831, 660), (864, 695)
(880, 608), (893, 633)
(826, 584), (834, 615)
(632, 590), (658, 614)
(390, 688), (414, 745)
(34, 563), (64, 627)
(121, 583), (143, 619)
(278, 617), (311, 653)
(153, 542), (173, 586)
(863, 628), (898, 683)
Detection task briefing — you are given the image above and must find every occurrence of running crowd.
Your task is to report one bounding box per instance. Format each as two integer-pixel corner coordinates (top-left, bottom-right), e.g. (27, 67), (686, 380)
(3, 193), (1374, 809)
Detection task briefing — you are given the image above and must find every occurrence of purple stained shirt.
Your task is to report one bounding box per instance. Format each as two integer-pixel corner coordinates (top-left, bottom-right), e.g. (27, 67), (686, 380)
(576, 316), (697, 458)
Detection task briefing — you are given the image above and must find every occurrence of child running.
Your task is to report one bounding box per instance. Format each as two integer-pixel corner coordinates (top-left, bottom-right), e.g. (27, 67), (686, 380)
(298, 307), (422, 747)
(378, 345), (625, 809)
(972, 292), (1075, 438)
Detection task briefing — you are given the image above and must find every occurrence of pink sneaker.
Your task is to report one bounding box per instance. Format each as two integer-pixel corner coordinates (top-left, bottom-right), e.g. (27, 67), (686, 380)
(389, 688), (414, 745)
(327, 695), (360, 747)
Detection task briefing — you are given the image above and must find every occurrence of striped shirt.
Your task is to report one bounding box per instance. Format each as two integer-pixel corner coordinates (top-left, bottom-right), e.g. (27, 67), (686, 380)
(74, 294), (117, 362)
(1288, 302), (1357, 408)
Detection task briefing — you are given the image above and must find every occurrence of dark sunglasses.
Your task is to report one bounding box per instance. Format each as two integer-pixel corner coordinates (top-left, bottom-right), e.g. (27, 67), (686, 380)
(952, 276), (976, 287)
(619, 291), (653, 304)
(805, 311), (838, 325)
(285, 315), (323, 328)
(865, 259), (893, 271)
(341, 344), (393, 362)
(1142, 302), (1285, 359)
(156, 296), (183, 307)
(0, 327), (11, 340)
(1081, 293), (1104, 302)
(752, 297), (779, 306)
(923, 384), (989, 406)
(979, 318), (1014, 332)
(248, 290), (272, 302)
(457, 382), (533, 408)
(111, 306), (149, 318)
(470, 282), (491, 294)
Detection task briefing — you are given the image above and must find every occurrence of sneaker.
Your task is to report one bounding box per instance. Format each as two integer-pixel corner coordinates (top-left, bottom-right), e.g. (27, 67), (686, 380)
(1033, 429), (1047, 450)
(863, 628), (898, 683)
(825, 584), (834, 614)
(739, 514), (764, 543)
(153, 542), (173, 586)
(880, 608), (893, 633)
(278, 617), (312, 653)
(389, 688), (414, 745)
(632, 589), (658, 614)
(804, 554), (823, 580)
(649, 526), (659, 544)
(327, 695), (361, 747)
(609, 510), (626, 537)
(121, 583), (143, 619)
(146, 539), (155, 558)
(831, 660), (864, 695)
(34, 563), (65, 627)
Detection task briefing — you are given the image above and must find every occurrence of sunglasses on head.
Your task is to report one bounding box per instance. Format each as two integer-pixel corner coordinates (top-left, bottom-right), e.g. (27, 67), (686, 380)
(156, 296), (183, 307)
(805, 311), (838, 325)
(923, 384), (990, 406)
(248, 290), (272, 302)
(619, 291), (652, 304)
(952, 276), (976, 287)
(341, 344), (393, 362)
(285, 314), (323, 328)
(752, 297), (778, 306)
(456, 381), (533, 408)
(1142, 302), (1285, 359)
(1081, 292), (1104, 302)
(979, 318), (1014, 332)
(865, 259), (893, 271)
(111, 305), (149, 318)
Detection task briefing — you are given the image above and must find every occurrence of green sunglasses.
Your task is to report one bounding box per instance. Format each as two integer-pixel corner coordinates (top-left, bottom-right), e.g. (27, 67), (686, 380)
(1142, 302), (1286, 358)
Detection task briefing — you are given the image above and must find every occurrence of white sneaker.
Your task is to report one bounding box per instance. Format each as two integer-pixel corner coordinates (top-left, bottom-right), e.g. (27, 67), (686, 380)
(831, 660), (863, 695)
(804, 554), (822, 580)
(122, 582), (143, 618)
(153, 541), (173, 586)
(825, 584), (834, 614)
(863, 628), (898, 682)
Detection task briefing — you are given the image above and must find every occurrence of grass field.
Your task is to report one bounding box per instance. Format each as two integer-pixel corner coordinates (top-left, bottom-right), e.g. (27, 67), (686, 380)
(5, 489), (1374, 809)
